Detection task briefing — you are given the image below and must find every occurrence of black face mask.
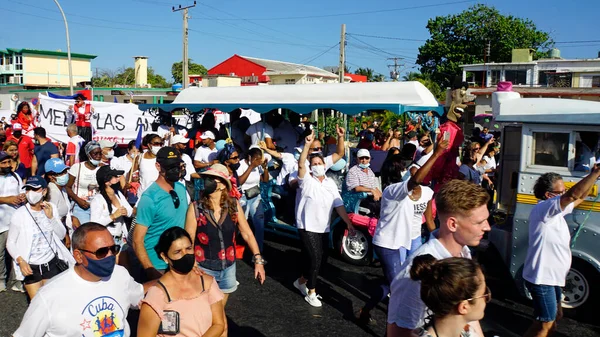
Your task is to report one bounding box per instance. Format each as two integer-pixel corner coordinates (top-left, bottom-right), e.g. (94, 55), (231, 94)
(203, 176), (217, 195)
(229, 162), (240, 171)
(165, 166), (182, 182)
(111, 182), (121, 192)
(169, 253), (196, 274)
(0, 167), (12, 175)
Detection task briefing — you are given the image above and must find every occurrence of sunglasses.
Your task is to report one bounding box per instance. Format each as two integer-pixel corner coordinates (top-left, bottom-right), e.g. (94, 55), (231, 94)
(151, 142), (164, 146)
(79, 245), (121, 259)
(358, 156), (370, 160)
(229, 156), (239, 160)
(466, 286), (492, 303)
(311, 147), (323, 152)
(169, 190), (180, 208)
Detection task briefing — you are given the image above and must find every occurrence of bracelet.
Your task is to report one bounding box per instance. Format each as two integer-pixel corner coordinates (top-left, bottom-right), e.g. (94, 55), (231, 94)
(254, 258), (267, 265)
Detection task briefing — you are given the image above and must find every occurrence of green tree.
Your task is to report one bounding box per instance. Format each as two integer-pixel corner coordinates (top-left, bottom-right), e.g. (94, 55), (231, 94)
(354, 67), (386, 82)
(171, 59), (208, 84)
(402, 72), (444, 101)
(92, 67), (171, 88)
(417, 4), (553, 88)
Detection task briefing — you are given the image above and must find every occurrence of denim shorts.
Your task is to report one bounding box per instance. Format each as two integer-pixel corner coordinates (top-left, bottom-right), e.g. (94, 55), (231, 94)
(525, 281), (562, 322)
(199, 263), (237, 294)
(72, 203), (91, 224)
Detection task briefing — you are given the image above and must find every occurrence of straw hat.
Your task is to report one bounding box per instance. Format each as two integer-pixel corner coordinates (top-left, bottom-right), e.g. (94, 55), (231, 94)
(200, 164), (232, 191)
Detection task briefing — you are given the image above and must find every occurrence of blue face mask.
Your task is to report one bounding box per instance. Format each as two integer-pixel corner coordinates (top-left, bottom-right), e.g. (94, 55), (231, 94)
(85, 254), (116, 278)
(358, 163), (370, 169)
(293, 152), (301, 161)
(56, 174), (69, 186)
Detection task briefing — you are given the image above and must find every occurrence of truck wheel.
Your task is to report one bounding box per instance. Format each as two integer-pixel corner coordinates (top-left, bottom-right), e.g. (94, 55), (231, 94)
(562, 259), (599, 322)
(334, 226), (372, 266)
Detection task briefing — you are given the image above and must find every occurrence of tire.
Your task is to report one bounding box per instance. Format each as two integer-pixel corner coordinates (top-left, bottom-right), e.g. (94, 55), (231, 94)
(333, 225), (372, 266)
(562, 259), (600, 322)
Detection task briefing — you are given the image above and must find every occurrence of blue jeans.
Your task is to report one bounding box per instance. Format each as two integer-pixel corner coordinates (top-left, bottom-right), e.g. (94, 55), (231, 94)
(200, 263), (238, 294)
(525, 281), (562, 322)
(240, 194), (265, 251)
(375, 237), (423, 284)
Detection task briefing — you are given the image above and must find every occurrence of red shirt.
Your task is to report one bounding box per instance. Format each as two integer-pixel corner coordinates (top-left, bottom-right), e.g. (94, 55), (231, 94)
(16, 112), (35, 131)
(74, 103), (93, 127)
(8, 135), (35, 168)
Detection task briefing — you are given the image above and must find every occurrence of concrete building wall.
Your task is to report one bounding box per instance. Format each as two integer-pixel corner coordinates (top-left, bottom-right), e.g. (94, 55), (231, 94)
(23, 55), (92, 86)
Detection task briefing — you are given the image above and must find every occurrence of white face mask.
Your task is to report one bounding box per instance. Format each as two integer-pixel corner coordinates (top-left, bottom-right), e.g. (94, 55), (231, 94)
(89, 159), (101, 166)
(106, 150), (114, 159)
(151, 146), (161, 155)
(56, 174), (69, 186)
(311, 165), (326, 177)
(26, 190), (44, 205)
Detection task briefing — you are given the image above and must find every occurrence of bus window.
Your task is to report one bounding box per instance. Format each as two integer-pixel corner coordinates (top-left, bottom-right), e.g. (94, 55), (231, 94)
(575, 131), (600, 172)
(532, 132), (569, 167)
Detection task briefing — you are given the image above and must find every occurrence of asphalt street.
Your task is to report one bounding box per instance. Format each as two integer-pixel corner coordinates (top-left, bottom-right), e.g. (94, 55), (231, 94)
(1, 234), (599, 337)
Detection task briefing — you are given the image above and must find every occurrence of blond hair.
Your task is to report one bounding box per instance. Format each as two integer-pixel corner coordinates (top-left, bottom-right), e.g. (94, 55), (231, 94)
(436, 180), (489, 217)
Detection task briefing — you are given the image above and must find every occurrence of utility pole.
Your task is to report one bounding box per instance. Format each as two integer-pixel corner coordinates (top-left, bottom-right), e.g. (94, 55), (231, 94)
(53, 0), (73, 95)
(388, 57), (403, 81)
(173, 1), (196, 89)
(338, 24), (346, 84)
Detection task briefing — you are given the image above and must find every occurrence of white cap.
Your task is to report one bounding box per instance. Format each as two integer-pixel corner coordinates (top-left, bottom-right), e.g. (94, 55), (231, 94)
(200, 131), (216, 140)
(98, 140), (116, 149)
(171, 134), (189, 145)
(357, 149), (371, 158)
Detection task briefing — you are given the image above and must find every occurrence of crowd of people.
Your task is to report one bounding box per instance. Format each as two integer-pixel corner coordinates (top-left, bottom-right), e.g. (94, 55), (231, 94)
(0, 99), (596, 337)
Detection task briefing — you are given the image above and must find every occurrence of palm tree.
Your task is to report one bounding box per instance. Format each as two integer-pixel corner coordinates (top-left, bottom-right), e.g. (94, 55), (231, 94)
(402, 71), (425, 81)
(355, 67), (375, 82)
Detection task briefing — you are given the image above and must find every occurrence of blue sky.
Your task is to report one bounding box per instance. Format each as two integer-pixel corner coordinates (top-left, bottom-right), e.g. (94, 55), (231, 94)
(2, 0), (599, 83)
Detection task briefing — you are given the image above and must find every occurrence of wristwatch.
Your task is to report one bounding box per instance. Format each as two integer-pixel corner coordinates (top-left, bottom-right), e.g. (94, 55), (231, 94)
(251, 254), (267, 265)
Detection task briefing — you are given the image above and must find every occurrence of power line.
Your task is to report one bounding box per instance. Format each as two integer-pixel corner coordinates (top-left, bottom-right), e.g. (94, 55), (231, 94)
(186, 0), (476, 21)
(555, 40), (600, 44)
(298, 43), (340, 65)
(347, 33), (427, 42)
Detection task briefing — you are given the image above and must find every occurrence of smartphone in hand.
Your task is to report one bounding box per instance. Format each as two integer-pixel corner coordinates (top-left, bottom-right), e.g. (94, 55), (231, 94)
(443, 131), (450, 141)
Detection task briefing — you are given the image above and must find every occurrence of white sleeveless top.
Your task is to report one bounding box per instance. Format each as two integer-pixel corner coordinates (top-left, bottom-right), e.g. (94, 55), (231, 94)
(138, 155), (158, 197)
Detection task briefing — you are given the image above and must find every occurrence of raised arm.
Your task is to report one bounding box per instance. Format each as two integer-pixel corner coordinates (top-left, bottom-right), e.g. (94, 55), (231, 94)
(407, 139), (449, 191)
(561, 165), (600, 209)
(331, 125), (346, 163)
(298, 131), (314, 179)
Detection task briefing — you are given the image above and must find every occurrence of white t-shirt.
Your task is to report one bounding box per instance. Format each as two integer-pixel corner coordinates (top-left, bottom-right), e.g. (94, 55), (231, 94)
(236, 159), (263, 192)
(27, 207), (60, 265)
(13, 266), (144, 337)
(387, 233), (472, 329)
(483, 155), (496, 177)
(194, 146), (218, 164)
(89, 192), (133, 240)
(181, 153), (195, 182)
(523, 197), (575, 287)
(111, 155), (134, 177)
(66, 135), (85, 164)
(296, 170), (343, 233)
(414, 147), (433, 167)
(47, 183), (70, 219)
(373, 182), (434, 249)
(69, 163), (99, 201)
(0, 173), (22, 233)
(246, 121), (274, 146)
(138, 156), (158, 197)
(276, 153), (298, 186)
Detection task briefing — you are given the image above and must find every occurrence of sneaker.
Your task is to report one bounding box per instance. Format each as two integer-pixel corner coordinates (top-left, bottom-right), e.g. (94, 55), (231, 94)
(11, 282), (25, 293)
(293, 279), (308, 297)
(305, 293), (322, 307)
(0, 281), (6, 293)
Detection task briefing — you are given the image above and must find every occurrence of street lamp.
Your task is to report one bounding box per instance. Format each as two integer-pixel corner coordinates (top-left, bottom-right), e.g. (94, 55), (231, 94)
(53, 0), (74, 95)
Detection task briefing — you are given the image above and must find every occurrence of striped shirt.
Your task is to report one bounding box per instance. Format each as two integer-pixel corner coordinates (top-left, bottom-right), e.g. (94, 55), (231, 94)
(346, 165), (377, 191)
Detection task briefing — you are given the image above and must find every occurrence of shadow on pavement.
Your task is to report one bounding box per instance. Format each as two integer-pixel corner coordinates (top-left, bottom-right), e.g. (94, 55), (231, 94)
(228, 317), (267, 337)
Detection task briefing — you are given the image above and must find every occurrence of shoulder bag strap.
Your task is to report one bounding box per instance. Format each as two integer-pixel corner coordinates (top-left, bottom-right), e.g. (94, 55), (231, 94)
(24, 205), (59, 260)
(156, 280), (172, 302)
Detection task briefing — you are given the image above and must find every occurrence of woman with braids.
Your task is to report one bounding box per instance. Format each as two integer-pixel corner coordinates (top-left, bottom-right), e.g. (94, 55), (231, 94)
(410, 254), (490, 337)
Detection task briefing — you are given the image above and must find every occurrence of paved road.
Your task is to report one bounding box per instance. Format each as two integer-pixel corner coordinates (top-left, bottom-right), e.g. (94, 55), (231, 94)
(1, 234), (599, 337)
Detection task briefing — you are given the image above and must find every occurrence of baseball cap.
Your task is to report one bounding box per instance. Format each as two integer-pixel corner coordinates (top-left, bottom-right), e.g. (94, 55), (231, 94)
(96, 165), (125, 185)
(171, 134), (190, 145)
(99, 140), (116, 149)
(406, 131), (417, 139)
(45, 158), (69, 174)
(12, 123), (23, 131)
(357, 149), (371, 158)
(200, 131), (216, 140)
(23, 175), (48, 190)
(156, 147), (182, 169)
(0, 151), (10, 162)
